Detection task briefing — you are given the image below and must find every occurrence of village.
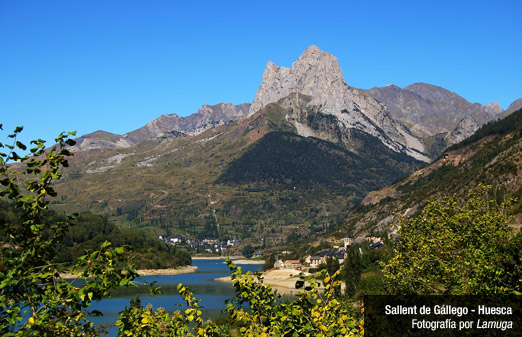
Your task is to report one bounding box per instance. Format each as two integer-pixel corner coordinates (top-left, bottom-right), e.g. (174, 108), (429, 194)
(157, 232), (386, 273)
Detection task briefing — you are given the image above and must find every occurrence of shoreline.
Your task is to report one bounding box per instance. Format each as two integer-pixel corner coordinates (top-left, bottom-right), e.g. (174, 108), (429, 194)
(60, 265), (198, 279)
(215, 268), (324, 295)
(191, 256), (243, 260)
(135, 265), (198, 276)
(192, 256), (265, 264)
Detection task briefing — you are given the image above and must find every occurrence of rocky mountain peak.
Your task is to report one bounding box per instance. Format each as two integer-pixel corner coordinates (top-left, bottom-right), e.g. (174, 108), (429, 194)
(292, 45), (344, 80)
(366, 83), (508, 143)
(485, 102), (503, 114)
(248, 45), (346, 117)
(247, 45), (428, 162)
(119, 102), (250, 144)
(300, 44), (321, 55)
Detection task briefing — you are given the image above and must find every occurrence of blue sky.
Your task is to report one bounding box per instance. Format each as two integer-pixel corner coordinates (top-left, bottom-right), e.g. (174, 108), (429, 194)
(1, 0), (521, 146)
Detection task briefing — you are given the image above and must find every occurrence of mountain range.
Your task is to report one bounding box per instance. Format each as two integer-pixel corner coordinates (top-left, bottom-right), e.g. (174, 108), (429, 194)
(50, 45), (521, 242)
(74, 45), (519, 161)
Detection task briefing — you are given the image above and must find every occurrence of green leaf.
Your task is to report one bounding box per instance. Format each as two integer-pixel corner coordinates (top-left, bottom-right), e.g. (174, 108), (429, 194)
(100, 241), (112, 249)
(15, 141), (26, 151)
(19, 194), (33, 203)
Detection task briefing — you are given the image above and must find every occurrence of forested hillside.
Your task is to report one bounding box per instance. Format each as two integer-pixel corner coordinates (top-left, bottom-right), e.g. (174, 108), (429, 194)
(217, 130), (421, 196)
(0, 201), (191, 269)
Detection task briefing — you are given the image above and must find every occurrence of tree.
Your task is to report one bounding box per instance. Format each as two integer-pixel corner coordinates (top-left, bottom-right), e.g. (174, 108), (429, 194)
(263, 253), (276, 271)
(342, 245), (362, 298)
(241, 244), (255, 258)
(223, 260), (364, 336)
(381, 186), (522, 295)
(116, 260), (365, 336)
(325, 255), (340, 276)
(0, 126), (142, 335)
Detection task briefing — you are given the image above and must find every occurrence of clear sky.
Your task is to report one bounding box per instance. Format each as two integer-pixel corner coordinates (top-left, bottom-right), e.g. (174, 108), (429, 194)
(1, 0), (521, 146)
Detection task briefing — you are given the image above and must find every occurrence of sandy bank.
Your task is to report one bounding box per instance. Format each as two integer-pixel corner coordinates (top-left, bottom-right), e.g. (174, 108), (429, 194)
(191, 256), (264, 264)
(215, 268), (322, 295)
(231, 259), (264, 265)
(60, 265), (198, 279)
(136, 265), (198, 276)
(192, 256), (241, 260)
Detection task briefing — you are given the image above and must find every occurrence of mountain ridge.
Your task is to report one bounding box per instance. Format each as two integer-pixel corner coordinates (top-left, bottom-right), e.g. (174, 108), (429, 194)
(344, 107), (522, 236)
(72, 102), (251, 151)
(363, 82), (518, 157)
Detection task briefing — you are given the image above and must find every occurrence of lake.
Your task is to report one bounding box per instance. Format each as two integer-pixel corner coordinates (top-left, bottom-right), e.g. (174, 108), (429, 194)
(87, 259), (263, 335)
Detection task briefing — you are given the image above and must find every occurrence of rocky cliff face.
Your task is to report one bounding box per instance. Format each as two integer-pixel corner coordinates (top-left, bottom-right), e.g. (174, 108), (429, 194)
(445, 115), (480, 145)
(183, 103), (251, 135)
(248, 45), (429, 162)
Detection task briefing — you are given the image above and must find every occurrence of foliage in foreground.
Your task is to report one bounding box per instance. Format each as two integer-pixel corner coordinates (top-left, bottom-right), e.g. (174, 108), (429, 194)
(116, 260), (364, 336)
(382, 185), (522, 295)
(0, 126), (143, 336)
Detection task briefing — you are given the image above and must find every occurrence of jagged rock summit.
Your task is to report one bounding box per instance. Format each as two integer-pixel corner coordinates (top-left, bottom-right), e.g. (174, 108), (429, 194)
(445, 115), (480, 145)
(248, 45), (429, 162)
(249, 45), (346, 116)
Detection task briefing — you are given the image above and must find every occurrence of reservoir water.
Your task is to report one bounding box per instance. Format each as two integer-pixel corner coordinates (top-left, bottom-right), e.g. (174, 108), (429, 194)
(87, 259), (263, 335)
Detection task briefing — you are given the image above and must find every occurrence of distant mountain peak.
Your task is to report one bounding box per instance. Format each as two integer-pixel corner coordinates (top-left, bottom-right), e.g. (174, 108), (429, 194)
(301, 44), (321, 54)
(123, 102), (251, 144)
(404, 82), (459, 102)
(485, 102), (503, 114)
(294, 45), (340, 68)
(75, 102), (251, 150)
